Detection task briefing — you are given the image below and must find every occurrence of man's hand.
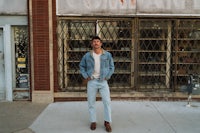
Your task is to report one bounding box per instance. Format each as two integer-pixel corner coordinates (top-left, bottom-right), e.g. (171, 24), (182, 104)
(87, 77), (92, 81)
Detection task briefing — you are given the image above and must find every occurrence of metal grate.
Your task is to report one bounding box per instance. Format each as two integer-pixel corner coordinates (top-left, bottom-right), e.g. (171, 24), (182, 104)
(57, 18), (200, 93)
(57, 18), (133, 92)
(138, 19), (172, 91)
(173, 19), (200, 91)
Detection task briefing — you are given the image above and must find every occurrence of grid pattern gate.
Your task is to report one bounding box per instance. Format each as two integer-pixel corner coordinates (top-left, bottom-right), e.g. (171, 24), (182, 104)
(57, 18), (200, 93)
(172, 19), (200, 91)
(138, 19), (172, 91)
(57, 18), (133, 92)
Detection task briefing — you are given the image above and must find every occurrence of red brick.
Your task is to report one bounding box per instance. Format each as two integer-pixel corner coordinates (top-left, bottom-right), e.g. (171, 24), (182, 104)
(31, 0), (50, 91)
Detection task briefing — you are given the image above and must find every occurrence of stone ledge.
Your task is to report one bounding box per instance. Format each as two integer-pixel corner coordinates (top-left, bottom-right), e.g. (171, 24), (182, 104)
(32, 91), (53, 103)
(54, 92), (200, 101)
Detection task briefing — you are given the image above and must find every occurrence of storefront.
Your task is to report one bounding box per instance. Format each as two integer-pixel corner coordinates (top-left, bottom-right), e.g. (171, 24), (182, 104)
(56, 18), (200, 92)
(1, 0), (200, 102)
(0, 0), (29, 101)
(52, 0), (200, 101)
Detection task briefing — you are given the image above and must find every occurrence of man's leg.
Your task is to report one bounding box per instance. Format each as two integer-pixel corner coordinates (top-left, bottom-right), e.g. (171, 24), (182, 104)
(87, 80), (98, 122)
(99, 80), (112, 123)
(99, 80), (112, 132)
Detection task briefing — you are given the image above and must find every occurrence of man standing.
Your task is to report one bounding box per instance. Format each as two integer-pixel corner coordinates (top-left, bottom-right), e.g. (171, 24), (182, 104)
(79, 36), (115, 132)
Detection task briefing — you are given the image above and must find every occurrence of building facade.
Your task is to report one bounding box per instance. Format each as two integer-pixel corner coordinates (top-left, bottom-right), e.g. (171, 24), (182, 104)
(0, 0), (28, 101)
(0, 0), (200, 102)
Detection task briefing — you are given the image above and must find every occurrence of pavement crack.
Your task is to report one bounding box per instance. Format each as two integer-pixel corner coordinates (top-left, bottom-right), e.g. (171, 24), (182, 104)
(151, 102), (177, 133)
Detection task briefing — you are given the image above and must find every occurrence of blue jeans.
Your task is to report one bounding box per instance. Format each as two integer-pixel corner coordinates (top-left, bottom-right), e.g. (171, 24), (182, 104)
(87, 79), (111, 123)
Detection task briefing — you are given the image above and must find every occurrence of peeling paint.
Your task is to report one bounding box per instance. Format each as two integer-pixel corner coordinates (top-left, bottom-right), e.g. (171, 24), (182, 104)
(0, 0), (199, 16)
(57, 0), (200, 16)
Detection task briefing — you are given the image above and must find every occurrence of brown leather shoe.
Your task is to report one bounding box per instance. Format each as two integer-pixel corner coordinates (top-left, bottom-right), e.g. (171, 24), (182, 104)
(104, 121), (112, 132)
(90, 122), (96, 130)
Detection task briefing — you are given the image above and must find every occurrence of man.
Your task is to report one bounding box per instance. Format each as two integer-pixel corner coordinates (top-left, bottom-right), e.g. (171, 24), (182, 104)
(79, 36), (115, 132)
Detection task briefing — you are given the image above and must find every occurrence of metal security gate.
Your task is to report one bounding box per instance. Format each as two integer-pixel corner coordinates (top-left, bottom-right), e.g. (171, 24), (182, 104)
(57, 18), (200, 93)
(13, 26), (30, 100)
(172, 19), (200, 91)
(137, 19), (172, 91)
(57, 18), (134, 92)
(137, 19), (200, 92)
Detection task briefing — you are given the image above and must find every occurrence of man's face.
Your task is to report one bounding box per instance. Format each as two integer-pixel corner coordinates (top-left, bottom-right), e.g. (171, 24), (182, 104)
(91, 39), (102, 49)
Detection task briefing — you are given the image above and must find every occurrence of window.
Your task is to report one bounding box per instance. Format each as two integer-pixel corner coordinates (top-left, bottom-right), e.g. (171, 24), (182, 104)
(13, 26), (30, 100)
(57, 18), (200, 93)
(57, 18), (133, 92)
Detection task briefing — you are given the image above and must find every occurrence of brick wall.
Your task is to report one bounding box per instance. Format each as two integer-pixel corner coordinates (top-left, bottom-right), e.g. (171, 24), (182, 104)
(32, 0), (50, 91)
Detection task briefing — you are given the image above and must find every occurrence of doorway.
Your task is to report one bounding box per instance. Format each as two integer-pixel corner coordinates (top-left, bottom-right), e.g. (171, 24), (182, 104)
(0, 28), (5, 100)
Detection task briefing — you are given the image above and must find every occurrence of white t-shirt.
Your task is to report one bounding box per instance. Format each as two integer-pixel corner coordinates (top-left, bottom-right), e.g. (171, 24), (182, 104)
(92, 51), (101, 79)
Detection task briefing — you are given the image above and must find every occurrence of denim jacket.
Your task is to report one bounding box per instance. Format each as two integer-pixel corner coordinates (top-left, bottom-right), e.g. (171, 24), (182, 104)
(79, 49), (115, 81)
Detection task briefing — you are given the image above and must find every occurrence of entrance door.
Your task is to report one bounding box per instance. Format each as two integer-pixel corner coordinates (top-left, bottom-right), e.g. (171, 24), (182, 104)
(0, 28), (5, 100)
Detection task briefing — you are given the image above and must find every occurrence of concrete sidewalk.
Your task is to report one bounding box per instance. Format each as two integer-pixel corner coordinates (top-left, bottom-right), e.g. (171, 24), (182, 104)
(1, 101), (200, 133)
(0, 101), (48, 133)
(30, 101), (200, 133)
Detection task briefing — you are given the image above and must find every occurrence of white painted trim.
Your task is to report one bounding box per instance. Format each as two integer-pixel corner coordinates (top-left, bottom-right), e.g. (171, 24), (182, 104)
(3, 25), (13, 101)
(11, 28), (16, 89)
(29, 0), (35, 94)
(56, 0), (58, 17)
(48, 0), (54, 100)
(49, 0), (54, 89)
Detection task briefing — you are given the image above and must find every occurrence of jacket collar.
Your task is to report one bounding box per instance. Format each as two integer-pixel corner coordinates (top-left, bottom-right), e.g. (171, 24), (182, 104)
(90, 49), (105, 55)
